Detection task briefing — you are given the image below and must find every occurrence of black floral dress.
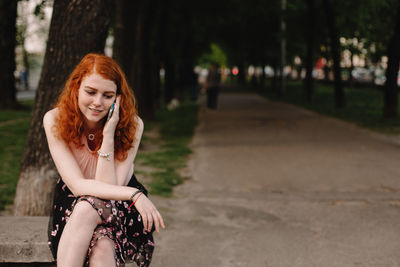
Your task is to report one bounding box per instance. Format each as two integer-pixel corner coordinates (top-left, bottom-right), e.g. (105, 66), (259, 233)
(48, 174), (154, 267)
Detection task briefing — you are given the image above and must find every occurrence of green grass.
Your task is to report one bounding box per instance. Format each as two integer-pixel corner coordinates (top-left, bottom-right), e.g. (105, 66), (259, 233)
(0, 100), (33, 211)
(260, 81), (400, 133)
(137, 102), (199, 197)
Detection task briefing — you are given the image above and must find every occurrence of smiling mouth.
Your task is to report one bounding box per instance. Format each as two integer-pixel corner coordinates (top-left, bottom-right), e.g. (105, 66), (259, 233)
(89, 107), (103, 113)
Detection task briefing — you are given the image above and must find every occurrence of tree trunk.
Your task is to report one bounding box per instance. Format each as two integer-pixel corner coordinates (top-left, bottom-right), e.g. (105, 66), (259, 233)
(323, 0), (345, 107)
(238, 63), (247, 85)
(130, 1), (151, 119)
(304, 0), (315, 102)
(157, 0), (174, 105)
(174, 5), (195, 99)
(112, 0), (137, 76)
(261, 64), (266, 87)
(348, 50), (354, 87)
(251, 73), (258, 89)
(383, 5), (400, 118)
(149, 0), (162, 108)
(129, 0), (160, 120)
(272, 62), (278, 93)
(0, 0), (18, 109)
(14, 0), (113, 216)
(279, 0), (287, 95)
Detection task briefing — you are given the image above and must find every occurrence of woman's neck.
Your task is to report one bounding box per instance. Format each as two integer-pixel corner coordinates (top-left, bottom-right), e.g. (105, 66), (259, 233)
(84, 119), (101, 132)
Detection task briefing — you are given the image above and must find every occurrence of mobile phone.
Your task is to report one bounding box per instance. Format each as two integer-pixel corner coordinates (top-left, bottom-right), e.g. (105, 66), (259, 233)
(107, 100), (116, 121)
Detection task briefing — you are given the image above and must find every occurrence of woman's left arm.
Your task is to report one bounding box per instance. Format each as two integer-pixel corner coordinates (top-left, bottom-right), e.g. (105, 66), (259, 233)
(115, 116), (144, 185)
(94, 97), (120, 184)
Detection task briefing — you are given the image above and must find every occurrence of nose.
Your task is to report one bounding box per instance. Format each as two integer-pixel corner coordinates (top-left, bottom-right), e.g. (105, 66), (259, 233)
(93, 95), (103, 106)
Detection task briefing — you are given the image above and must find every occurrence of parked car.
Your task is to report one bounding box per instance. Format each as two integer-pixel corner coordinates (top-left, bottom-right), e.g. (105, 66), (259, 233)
(372, 70), (400, 86)
(351, 67), (374, 83)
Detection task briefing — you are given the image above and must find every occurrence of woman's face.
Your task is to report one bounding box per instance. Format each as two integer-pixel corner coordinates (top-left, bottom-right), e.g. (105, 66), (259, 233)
(78, 72), (117, 129)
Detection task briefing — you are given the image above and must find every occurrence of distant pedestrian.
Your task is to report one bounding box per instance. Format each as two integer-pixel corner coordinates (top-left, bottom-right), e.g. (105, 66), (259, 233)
(203, 63), (221, 109)
(20, 69), (28, 90)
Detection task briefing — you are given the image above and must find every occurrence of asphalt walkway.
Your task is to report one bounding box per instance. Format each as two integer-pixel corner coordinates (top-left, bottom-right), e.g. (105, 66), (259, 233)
(149, 92), (400, 267)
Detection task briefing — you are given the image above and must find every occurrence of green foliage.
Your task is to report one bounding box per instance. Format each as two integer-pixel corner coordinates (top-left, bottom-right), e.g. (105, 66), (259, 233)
(33, 0), (51, 20)
(261, 81), (400, 132)
(0, 101), (32, 211)
(158, 103), (199, 139)
(137, 102), (198, 196)
(197, 43), (228, 68)
(214, 0), (281, 66)
(334, 0), (398, 63)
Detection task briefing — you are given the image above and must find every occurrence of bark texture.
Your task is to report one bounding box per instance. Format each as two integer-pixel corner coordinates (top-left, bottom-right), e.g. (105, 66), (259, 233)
(0, 0), (18, 109)
(14, 0), (113, 216)
(384, 5), (400, 118)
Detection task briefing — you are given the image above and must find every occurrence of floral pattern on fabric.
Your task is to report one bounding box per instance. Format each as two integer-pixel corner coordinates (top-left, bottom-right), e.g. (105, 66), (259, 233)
(48, 174), (154, 267)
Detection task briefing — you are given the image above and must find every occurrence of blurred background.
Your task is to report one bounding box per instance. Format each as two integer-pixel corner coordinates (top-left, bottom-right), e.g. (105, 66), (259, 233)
(5, 0), (400, 112)
(1, 0), (400, 214)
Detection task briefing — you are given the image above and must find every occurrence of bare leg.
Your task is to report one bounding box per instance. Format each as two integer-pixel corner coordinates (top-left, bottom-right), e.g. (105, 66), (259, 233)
(89, 237), (117, 267)
(57, 201), (102, 267)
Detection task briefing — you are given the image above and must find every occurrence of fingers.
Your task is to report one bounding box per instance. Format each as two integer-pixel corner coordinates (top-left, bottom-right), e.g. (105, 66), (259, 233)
(139, 211), (153, 233)
(141, 212), (148, 231)
(113, 95), (121, 119)
(146, 211), (153, 232)
(158, 211), (165, 229)
(149, 209), (165, 233)
(135, 196), (165, 233)
(115, 95), (121, 110)
(153, 210), (165, 232)
(153, 211), (160, 232)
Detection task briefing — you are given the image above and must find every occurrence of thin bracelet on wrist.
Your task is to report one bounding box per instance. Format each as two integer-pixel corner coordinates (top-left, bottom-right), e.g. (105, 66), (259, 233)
(129, 190), (142, 202)
(133, 192), (143, 205)
(129, 189), (144, 208)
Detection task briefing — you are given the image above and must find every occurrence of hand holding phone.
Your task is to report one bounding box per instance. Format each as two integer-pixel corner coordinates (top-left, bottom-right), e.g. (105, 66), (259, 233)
(107, 100), (116, 121)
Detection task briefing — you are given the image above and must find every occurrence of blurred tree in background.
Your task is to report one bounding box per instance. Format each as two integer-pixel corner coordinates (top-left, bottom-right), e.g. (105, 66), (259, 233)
(0, 0), (18, 109)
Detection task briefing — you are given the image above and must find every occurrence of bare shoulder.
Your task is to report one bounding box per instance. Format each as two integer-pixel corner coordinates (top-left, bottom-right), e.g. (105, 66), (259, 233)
(43, 108), (58, 129)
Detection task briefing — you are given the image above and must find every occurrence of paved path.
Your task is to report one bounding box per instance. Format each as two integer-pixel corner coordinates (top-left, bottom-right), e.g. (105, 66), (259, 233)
(16, 89), (36, 101)
(149, 92), (400, 267)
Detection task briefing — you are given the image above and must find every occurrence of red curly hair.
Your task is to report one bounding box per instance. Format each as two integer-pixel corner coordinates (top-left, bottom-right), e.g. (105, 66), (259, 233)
(54, 53), (138, 161)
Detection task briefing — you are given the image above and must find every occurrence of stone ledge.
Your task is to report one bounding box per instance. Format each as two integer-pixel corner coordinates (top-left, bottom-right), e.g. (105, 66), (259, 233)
(0, 216), (54, 264)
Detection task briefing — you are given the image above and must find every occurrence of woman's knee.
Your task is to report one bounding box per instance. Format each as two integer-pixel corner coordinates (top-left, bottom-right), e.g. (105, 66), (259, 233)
(69, 200), (101, 225)
(89, 237), (116, 266)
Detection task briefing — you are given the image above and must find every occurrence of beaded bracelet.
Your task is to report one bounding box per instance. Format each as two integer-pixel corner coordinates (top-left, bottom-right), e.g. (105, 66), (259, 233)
(97, 150), (113, 161)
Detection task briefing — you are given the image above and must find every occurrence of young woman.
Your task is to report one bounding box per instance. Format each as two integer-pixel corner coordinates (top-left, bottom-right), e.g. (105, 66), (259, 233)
(45, 53), (164, 267)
